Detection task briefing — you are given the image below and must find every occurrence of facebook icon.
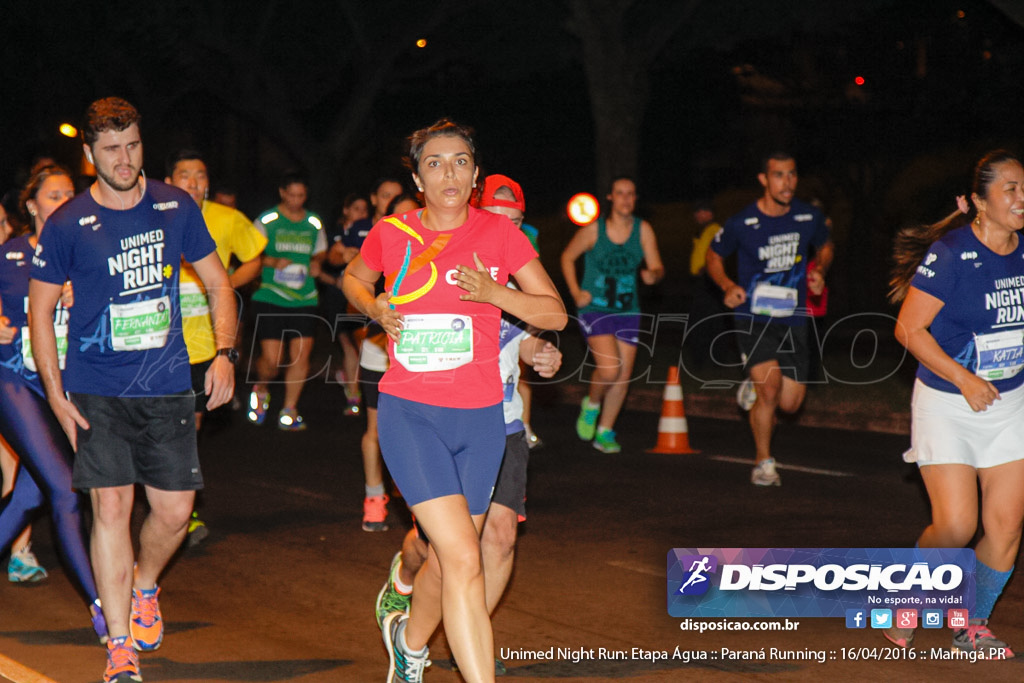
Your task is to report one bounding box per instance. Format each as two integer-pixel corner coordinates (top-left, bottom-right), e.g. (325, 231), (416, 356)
(845, 609), (866, 629)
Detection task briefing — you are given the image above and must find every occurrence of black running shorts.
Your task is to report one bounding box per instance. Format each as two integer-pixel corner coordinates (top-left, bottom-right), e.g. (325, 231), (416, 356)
(250, 300), (320, 341)
(70, 391), (202, 491)
(734, 318), (811, 383)
(491, 430), (529, 520)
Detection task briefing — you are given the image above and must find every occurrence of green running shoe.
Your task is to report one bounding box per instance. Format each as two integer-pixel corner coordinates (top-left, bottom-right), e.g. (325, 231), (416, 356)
(593, 428), (621, 453)
(575, 397), (599, 441)
(376, 552), (412, 630)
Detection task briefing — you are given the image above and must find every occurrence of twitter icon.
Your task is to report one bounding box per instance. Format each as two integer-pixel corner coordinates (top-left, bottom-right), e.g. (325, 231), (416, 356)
(870, 609), (892, 629)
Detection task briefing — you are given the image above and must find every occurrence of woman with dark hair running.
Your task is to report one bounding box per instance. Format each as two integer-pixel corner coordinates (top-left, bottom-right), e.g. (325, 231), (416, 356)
(561, 176), (663, 453)
(887, 149), (1024, 658)
(0, 163), (107, 642)
(321, 192), (370, 416)
(344, 119), (565, 683)
(0, 198), (48, 583)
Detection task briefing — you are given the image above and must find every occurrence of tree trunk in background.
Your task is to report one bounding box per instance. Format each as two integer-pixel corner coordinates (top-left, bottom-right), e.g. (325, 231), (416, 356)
(587, 51), (651, 194)
(566, 0), (697, 193)
(569, 0), (646, 192)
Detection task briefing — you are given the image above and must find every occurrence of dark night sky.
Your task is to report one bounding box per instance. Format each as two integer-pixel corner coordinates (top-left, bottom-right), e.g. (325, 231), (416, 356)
(2, 0), (1023, 232)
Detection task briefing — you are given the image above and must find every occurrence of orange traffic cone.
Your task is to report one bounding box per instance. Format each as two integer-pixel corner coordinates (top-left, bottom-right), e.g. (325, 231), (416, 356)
(647, 366), (699, 454)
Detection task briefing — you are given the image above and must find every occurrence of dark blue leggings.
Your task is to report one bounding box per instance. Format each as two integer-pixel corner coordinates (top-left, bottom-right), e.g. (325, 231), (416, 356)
(0, 378), (97, 604)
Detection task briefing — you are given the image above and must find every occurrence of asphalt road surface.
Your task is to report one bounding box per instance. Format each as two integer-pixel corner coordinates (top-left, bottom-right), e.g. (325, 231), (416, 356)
(1, 376), (1022, 682)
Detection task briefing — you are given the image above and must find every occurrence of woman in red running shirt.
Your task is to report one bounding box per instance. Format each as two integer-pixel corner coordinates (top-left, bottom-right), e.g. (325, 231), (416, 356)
(344, 119), (565, 682)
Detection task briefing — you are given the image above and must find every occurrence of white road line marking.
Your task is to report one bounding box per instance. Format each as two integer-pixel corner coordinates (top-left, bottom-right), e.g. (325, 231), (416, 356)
(0, 654), (59, 683)
(244, 478), (336, 501)
(606, 560), (664, 577)
(710, 455), (854, 477)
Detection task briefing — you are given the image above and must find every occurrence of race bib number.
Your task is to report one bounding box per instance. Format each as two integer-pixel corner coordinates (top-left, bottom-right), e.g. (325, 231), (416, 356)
(21, 324), (68, 372)
(751, 282), (798, 318)
(593, 275), (635, 310)
(273, 264), (308, 289)
(109, 296), (171, 351)
(974, 329), (1024, 380)
(179, 281), (209, 320)
(394, 314), (473, 372)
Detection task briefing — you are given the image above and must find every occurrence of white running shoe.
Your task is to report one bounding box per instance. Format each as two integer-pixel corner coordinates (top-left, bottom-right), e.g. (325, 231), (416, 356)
(751, 458), (781, 487)
(524, 423), (543, 450)
(737, 378), (757, 411)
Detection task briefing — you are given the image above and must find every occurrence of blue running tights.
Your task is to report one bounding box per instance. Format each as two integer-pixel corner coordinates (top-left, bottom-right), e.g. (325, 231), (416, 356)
(0, 378), (98, 603)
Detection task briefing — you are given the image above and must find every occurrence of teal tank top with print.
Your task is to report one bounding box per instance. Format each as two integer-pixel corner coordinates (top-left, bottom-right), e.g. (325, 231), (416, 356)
(580, 217), (644, 314)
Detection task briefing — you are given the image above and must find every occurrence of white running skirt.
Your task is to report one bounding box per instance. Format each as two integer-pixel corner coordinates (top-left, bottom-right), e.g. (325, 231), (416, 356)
(904, 379), (1024, 468)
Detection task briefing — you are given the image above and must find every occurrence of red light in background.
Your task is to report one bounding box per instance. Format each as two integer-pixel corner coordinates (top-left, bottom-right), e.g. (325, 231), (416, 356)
(854, 76), (865, 86)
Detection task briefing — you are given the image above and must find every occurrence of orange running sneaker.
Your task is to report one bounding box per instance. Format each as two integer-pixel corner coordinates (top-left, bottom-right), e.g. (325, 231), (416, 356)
(130, 585), (163, 651)
(362, 494), (390, 532)
(104, 636), (142, 682)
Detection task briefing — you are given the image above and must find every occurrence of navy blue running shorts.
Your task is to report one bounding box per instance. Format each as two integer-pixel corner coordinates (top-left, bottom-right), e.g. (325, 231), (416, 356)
(377, 394), (504, 515)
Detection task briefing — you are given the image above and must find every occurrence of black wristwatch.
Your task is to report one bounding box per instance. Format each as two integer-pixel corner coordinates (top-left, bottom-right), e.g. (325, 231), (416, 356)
(216, 348), (239, 364)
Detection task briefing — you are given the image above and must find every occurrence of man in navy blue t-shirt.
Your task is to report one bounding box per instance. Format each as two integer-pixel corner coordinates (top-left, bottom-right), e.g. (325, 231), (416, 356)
(706, 152), (833, 487)
(28, 97), (237, 682)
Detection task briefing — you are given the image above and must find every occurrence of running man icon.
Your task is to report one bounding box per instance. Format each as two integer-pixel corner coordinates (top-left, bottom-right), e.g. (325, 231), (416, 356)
(679, 556), (714, 595)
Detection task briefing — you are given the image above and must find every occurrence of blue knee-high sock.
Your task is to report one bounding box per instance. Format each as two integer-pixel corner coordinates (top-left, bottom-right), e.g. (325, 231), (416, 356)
(973, 560), (1013, 621)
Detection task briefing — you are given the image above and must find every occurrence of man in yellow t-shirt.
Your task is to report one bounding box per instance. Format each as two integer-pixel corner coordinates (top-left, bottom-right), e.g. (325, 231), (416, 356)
(166, 151), (266, 421)
(687, 201), (730, 371)
(166, 150), (266, 543)
(689, 201), (721, 277)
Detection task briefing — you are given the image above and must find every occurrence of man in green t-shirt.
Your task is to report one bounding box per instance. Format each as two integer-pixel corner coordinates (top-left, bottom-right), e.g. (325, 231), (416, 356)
(248, 172), (327, 431)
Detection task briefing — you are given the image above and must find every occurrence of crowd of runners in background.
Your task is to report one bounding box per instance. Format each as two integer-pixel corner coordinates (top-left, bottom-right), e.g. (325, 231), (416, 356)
(2, 97), (1019, 681)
